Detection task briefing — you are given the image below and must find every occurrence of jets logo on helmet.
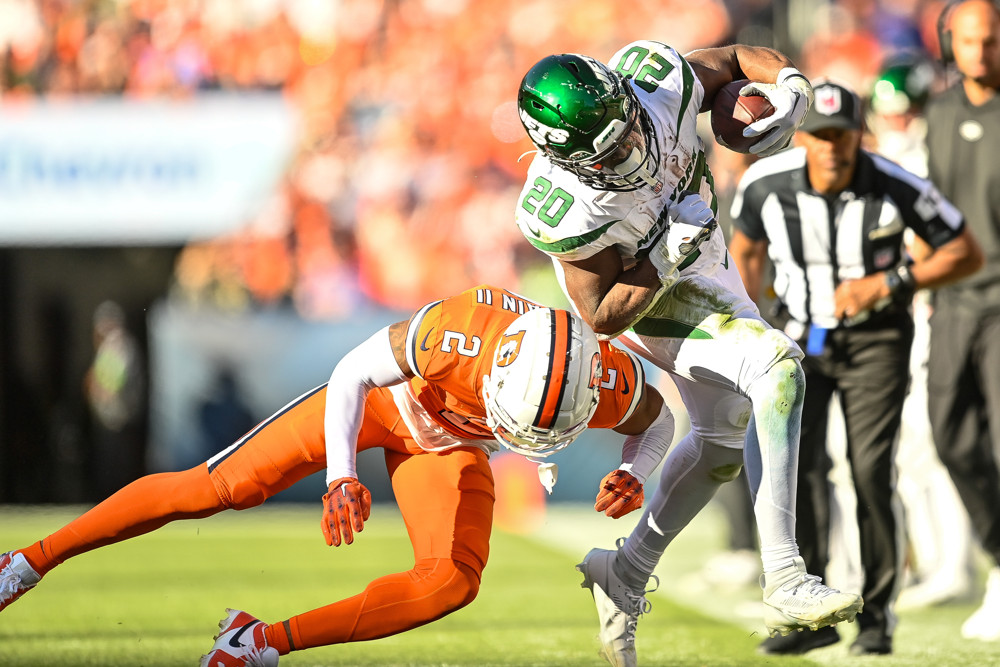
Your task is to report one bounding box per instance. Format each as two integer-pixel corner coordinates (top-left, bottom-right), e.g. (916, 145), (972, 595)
(518, 108), (570, 147)
(517, 52), (661, 192)
(482, 308), (601, 458)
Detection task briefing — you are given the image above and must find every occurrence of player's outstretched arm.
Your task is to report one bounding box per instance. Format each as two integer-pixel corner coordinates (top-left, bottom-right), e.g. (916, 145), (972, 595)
(320, 320), (413, 546)
(595, 385), (674, 519)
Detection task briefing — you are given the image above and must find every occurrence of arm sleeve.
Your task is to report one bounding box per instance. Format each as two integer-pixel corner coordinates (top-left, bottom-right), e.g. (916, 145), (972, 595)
(618, 401), (675, 484)
(324, 326), (408, 486)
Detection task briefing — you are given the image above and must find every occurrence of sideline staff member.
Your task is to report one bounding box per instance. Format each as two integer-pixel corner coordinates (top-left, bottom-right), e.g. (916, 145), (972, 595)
(729, 80), (982, 656)
(925, 0), (1000, 642)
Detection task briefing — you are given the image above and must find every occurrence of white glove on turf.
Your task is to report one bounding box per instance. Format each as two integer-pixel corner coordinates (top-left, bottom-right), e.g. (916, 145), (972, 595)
(739, 68), (814, 157)
(648, 191), (717, 284)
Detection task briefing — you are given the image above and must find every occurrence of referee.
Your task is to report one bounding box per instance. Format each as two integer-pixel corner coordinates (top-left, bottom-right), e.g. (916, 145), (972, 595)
(728, 80), (982, 656)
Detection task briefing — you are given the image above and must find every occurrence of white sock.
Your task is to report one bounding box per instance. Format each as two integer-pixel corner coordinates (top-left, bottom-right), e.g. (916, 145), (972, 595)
(744, 358), (803, 574)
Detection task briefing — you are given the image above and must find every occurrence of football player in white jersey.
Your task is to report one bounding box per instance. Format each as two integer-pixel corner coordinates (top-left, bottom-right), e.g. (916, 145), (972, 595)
(515, 41), (862, 666)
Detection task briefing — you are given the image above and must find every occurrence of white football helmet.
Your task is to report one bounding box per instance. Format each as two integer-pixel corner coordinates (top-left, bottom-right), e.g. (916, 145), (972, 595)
(482, 307), (602, 457)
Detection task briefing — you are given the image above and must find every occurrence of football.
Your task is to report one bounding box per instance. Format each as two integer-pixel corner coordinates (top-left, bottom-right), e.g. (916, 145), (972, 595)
(711, 79), (775, 153)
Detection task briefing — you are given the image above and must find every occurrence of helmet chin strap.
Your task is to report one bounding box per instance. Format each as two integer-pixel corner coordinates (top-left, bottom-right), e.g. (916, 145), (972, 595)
(614, 147), (661, 189)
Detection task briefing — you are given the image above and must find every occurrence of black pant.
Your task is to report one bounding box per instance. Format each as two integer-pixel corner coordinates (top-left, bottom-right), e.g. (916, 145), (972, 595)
(928, 300), (1000, 568)
(796, 318), (912, 637)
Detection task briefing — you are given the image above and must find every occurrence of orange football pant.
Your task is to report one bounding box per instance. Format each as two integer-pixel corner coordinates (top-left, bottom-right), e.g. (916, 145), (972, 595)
(17, 385), (495, 654)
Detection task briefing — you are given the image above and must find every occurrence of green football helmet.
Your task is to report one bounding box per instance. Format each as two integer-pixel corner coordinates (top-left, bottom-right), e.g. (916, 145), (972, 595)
(517, 53), (660, 191)
(870, 53), (936, 117)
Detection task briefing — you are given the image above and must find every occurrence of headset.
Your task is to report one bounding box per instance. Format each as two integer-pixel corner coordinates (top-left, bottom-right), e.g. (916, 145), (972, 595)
(937, 0), (1000, 64)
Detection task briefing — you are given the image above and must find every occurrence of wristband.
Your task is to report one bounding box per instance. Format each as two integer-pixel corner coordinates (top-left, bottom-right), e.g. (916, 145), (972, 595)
(884, 265), (916, 303)
(897, 264), (916, 290)
(776, 67), (814, 106)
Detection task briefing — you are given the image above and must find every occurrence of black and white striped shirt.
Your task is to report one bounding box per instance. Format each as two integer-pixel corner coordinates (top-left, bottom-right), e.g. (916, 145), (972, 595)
(730, 147), (964, 329)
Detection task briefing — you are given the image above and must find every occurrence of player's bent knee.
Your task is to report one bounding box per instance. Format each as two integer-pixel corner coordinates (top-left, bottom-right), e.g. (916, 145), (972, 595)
(751, 357), (805, 412)
(710, 462), (743, 483)
(452, 561), (482, 608)
(223, 479), (268, 510)
(413, 558), (482, 618)
(768, 356), (804, 383)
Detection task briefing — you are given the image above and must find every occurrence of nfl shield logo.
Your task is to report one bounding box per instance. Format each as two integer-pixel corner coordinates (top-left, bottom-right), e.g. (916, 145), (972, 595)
(874, 247), (894, 269)
(816, 87), (842, 116)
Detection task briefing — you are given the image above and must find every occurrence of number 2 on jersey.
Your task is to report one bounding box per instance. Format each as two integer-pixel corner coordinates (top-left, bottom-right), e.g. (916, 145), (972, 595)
(520, 176), (574, 228)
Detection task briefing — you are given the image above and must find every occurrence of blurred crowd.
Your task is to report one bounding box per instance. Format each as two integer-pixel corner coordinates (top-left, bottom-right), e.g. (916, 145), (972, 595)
(0, 0), (954, 316)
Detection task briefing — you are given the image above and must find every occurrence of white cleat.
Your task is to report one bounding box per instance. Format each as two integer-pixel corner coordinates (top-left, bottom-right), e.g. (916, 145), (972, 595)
(761, 557), (863, 638)
(896, 572), (974, 611)
(0, 551), (41, 613)
(200, 608), (279, 667)
(577, 542), (658, 667)
(961, 567), (1000, 642)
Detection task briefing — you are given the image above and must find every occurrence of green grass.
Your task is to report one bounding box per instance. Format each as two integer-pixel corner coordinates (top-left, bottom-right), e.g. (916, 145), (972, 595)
(1, 504), (998, 666)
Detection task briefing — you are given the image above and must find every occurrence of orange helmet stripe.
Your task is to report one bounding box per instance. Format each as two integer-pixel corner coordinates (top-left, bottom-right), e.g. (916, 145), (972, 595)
(534, 309), (571, 429)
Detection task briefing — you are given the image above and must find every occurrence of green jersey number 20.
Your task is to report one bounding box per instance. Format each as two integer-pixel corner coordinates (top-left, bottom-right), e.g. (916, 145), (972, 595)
(520, 176), (574, 229)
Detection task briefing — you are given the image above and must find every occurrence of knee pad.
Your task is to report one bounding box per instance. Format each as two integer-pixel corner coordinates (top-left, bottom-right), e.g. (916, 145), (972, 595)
(698, 439), (746, 482)
(222, 478), (267, 510)
(687, 393), (752, 450)
(748, 357), (805, 415)
(710, 461), (744, 483)
(725, 321), (803, 393)
(666, 432), (746, 483)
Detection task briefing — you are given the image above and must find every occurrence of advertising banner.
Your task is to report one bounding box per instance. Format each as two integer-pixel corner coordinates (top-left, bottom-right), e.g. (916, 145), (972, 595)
(0, 95), (298, 244)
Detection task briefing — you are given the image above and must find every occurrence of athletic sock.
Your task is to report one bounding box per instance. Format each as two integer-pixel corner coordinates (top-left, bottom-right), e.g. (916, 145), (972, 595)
(744, 359), (803, 573)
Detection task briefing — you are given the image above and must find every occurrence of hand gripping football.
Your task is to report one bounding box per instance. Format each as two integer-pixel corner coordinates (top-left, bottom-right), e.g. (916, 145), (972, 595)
(711, 79), (776, 154)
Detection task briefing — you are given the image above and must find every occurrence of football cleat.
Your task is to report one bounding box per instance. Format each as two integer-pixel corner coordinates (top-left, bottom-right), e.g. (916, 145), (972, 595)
(577, 541), (658, 667)
(757, 624), (840, 654)
(961, 566), (1000, 641)
(200, 608), (279, 667)
(761, 557), (863, 637)
(896, 570), (974, 610)
(0, 551), (41, 613)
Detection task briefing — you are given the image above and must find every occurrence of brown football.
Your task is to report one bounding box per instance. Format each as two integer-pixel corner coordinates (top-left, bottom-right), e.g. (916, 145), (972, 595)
(711, 79), (776, 153)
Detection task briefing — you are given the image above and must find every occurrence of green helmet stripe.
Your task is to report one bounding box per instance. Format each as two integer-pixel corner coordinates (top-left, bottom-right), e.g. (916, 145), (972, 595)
(523, 219), (619, 254)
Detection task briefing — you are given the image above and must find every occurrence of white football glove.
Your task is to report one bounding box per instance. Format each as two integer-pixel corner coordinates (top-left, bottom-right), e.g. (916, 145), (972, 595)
(648, 191), (717, 283)
(739, 68), (814, 157)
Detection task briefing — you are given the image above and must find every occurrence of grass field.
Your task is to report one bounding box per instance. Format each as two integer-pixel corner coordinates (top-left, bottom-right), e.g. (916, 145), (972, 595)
(1, 503), (998, 666)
